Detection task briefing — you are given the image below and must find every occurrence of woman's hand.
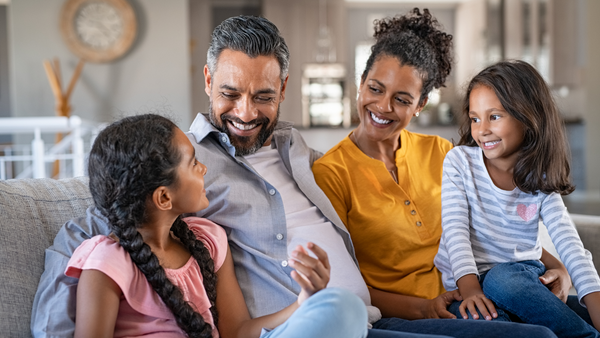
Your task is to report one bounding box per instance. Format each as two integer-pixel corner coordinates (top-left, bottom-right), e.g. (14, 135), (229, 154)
(539, 248), (571, 303)
(288, 242), (330, 305)
(539, 268), (571, 303)
(421, 290), (462, 319)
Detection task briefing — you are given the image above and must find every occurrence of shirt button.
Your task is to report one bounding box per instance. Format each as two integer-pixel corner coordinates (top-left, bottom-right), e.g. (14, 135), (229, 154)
(416, 221), (422, 227)
(405, 200), (411, 205)
(281, 260), (288, 267)
(221, 136), (227, 143)
(269, 189), (276, 196)
(411, 210), (416, 215)
(276, 233), (284, 240)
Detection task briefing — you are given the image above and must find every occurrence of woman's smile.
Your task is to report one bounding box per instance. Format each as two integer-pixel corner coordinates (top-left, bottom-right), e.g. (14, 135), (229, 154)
(369, 110), (393, 125)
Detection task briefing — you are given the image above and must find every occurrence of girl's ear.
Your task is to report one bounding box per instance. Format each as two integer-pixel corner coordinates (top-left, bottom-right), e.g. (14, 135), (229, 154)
(151, 186), (173, 211)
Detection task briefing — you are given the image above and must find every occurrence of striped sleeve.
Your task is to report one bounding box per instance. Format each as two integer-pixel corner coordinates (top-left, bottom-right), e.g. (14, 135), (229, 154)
(541, 193), (600, 304)
(440, 148), (479, 283)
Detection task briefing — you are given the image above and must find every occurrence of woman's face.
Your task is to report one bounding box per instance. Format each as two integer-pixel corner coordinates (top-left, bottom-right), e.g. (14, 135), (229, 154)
(357, 55), (425, 142)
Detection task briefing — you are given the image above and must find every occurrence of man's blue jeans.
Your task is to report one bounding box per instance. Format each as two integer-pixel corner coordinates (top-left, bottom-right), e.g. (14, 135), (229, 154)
(448, 260), (599, 338)
(260, 288), (369, 338)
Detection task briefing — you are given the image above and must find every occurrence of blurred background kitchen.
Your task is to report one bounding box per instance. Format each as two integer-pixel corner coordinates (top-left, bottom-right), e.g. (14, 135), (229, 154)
(0, 0), (599, 214)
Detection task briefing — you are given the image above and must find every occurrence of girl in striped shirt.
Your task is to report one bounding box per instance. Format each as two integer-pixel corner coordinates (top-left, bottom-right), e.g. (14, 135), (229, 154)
(434, 60), (600, 338)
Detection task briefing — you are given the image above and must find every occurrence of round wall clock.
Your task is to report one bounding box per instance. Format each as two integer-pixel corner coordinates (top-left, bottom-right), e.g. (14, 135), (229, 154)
(60, 0), (137, 63)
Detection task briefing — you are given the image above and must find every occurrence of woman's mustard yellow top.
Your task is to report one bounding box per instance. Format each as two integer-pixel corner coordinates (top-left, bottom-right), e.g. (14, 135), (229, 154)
(313, 129), (452, 299)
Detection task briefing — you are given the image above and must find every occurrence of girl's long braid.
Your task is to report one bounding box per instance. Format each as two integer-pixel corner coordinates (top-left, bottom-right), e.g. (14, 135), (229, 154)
(171, 217), (218, 327)
(88, 114), (215, 338)
(109, 209), (213, 338)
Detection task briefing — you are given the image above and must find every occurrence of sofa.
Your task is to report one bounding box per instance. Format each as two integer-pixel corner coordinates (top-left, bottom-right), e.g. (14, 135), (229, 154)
(1, 177), (600, 338)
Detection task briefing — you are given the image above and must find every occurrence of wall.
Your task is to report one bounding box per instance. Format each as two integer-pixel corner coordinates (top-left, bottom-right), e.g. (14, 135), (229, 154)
(0, 5), (9, 119)
(454, 0), (487, 90)
(0, 5), (9, 144)
(584, 0), (600, 196)
(8, 0), (192, 129)
(189, 0), (211, 117)
(263, 0), (347, 126)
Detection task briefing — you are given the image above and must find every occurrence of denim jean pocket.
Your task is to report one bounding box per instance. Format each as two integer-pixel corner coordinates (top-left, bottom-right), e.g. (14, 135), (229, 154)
(520, 260), (546, 276)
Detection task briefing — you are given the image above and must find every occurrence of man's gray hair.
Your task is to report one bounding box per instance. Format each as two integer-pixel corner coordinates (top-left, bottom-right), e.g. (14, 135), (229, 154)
(207, 16), (290, 86)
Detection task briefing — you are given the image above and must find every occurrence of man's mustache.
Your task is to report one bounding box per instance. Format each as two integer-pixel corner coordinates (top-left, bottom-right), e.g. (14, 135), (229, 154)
(221, 115), (270, 126)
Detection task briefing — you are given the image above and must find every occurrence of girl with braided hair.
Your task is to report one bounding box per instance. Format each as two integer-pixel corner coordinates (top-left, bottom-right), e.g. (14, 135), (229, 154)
(65, 114), (368, 338)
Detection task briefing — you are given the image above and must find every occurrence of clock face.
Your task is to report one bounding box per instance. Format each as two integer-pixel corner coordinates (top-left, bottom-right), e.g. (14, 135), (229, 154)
(75, 3), (124, 50)
(60, 0), (137, 63)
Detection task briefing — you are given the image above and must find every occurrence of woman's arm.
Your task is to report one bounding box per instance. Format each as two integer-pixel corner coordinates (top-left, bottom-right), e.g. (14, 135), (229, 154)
(369, 287), (461, 319)
(74, 269), (121, 338)
(217, 242), (330, 338)
(583, 291), (600, 331)
(539, 248), (571, 302)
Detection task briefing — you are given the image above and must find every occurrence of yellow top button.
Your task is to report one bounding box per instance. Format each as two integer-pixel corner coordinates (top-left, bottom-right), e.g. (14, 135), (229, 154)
(405, 200), (410, 205)
(411, 210), (416, 215)
(416, 221), (422, 226)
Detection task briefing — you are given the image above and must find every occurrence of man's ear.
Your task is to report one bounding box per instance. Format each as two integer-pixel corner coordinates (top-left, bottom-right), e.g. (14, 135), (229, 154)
(204, 65), (212, 97)
(151, 186), (173, 211)
(279, 75), (289, 102)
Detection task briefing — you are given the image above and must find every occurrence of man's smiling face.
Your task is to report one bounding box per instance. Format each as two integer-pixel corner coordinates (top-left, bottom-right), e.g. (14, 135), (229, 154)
(204, 49), (287, 156)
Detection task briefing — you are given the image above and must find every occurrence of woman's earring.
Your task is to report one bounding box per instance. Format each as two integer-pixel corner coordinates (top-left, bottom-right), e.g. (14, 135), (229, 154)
(415, 111), (420, 117)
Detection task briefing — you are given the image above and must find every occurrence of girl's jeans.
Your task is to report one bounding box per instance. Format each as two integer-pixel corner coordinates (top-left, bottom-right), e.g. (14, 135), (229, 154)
(448, 260), (599, 338)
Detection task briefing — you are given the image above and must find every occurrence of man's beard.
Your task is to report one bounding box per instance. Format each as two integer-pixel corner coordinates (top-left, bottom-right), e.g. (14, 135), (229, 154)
(209, 101), (280, 156)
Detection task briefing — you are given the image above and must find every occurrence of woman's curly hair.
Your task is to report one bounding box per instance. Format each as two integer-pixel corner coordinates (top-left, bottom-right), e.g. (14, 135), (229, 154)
(88, 114), (217, 338)
(361, 8), (453, 105)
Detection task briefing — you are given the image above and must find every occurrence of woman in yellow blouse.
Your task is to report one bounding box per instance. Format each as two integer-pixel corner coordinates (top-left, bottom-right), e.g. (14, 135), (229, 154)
(312, 8), (570, 321)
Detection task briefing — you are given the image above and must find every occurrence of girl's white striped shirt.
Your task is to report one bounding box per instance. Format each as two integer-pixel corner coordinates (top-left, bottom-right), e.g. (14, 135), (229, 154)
(433, 145), (600, 304)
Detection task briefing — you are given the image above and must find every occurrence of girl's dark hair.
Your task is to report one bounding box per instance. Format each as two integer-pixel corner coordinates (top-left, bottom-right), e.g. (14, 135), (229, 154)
(88, 114), (217, 338)
(458, 60), (575, 195)
(361, 8), (453, 105)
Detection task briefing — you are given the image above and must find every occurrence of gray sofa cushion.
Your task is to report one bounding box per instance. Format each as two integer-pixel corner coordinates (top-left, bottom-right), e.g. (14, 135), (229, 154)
(572, 214), (600, 273)
(0, 177), (92, 338)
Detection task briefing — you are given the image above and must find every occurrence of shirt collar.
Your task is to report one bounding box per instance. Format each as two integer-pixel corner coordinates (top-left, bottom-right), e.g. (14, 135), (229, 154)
(188, 113), (219, 143)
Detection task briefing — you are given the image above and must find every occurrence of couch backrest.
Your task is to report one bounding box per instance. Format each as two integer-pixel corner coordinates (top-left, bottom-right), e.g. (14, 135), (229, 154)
(0, 177), (92, 338)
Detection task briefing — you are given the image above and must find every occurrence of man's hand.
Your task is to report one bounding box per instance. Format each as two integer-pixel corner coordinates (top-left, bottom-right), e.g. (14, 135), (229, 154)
(421, 290), (462, 319)
(288, 242), (330, 305)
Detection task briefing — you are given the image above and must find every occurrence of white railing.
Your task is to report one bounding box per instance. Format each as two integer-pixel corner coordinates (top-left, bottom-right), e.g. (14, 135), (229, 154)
(0, 115), (104, 180)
